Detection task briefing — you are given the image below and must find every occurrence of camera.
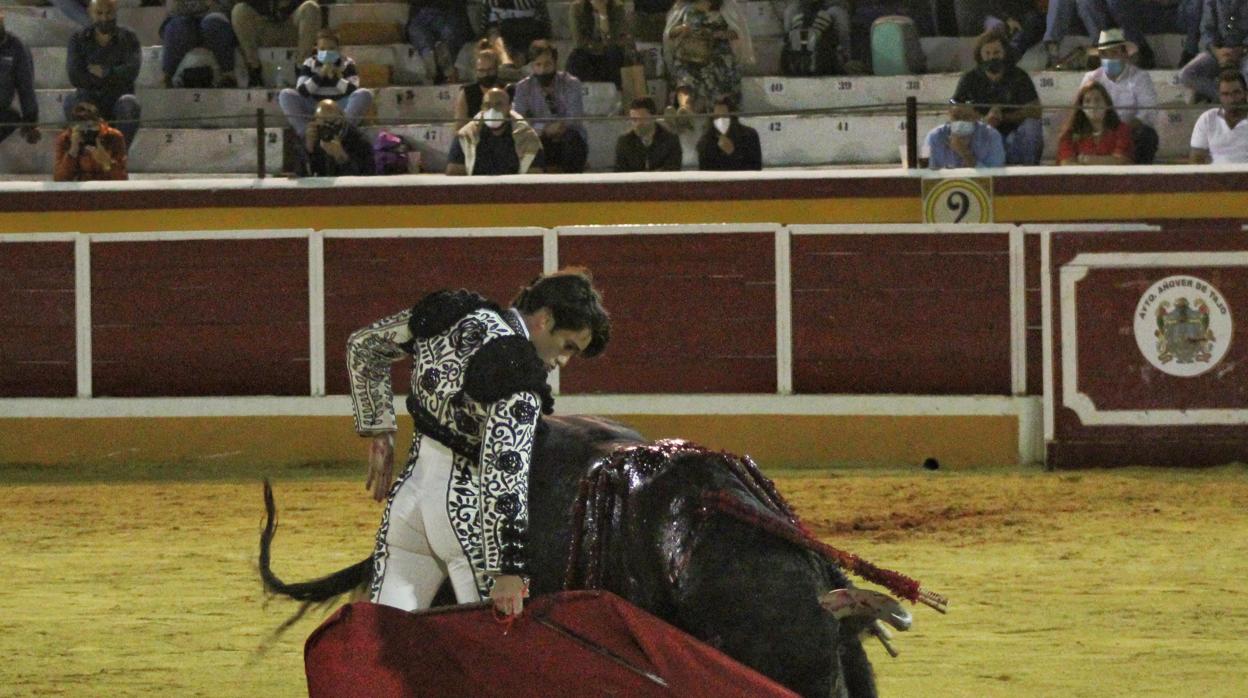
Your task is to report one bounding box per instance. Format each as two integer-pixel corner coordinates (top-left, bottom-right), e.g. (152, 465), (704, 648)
(80, 127), (99, 147)
(317, 121), (343, 142)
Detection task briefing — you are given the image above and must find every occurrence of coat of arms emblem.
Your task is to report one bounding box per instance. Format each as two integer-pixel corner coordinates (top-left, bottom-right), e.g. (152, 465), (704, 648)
(1154, 297), (1214, 365)
(1134, 275), (1233, 378)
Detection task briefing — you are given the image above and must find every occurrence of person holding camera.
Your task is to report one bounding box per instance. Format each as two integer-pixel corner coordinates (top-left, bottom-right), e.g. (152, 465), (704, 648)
(299, 99), (373, 176)
(54, 101), (128, 181)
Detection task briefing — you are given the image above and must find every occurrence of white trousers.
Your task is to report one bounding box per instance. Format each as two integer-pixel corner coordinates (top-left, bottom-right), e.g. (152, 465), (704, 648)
(371, 438), (481, 611)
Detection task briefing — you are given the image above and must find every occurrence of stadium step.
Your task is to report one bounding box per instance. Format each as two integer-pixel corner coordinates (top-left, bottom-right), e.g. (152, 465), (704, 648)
(31, 81), (623, 128)
(738, 71), (1188, 113)
(3, 4), (164, 47)
(0, 127), (282, 175)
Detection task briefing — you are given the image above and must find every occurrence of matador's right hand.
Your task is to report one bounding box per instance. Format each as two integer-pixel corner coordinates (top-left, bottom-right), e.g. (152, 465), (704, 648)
(366, 432), (395, 502)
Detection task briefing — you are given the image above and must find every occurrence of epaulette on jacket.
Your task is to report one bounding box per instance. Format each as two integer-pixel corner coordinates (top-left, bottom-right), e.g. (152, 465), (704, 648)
(407, 289), (501, 339)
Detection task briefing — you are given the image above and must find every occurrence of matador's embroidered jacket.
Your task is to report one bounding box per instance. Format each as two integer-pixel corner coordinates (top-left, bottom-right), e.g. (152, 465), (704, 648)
(347, 290), (553, 597)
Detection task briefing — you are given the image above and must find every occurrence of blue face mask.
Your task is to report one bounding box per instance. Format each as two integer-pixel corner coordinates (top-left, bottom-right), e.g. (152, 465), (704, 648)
(949, 120), (976, 138)
(317, 49), (340, 64)
(1102, 58), (1124, 78)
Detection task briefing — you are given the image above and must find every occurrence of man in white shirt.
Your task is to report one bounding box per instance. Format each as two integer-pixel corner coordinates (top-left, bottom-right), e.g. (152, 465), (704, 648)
(1190, 69), (1248, 163)
(1082, 29), (1160, 163)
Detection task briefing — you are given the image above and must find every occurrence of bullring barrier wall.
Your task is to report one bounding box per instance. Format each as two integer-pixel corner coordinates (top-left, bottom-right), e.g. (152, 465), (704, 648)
(1, 169), (1245, 468)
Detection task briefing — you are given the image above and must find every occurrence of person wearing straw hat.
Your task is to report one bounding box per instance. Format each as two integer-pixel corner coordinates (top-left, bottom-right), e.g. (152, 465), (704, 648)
(1179, 0), (1248, 104)
(1081, 28), (1159, 163)
(1073, 0), (1159, 68)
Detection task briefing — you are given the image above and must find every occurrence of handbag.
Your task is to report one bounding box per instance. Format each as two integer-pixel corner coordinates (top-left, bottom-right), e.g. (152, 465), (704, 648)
(674, 32), (715, 64)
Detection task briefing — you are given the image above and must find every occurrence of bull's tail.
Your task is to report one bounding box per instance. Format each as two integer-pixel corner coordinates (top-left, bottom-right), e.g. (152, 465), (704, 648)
(259, 479), (371, 605)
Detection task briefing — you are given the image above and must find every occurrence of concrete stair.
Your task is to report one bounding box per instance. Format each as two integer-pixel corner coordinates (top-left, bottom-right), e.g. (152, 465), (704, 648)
(0, 126), (283, 174)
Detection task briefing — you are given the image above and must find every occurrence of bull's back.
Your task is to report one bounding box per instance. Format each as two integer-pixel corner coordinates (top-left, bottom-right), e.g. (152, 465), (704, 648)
(525, 415), (644, 595)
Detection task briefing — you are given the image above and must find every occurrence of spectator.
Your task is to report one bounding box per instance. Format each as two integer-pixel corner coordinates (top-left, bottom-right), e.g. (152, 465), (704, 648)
(453, 41), (509, 129)
(447, 87), (545, 175)
(781, 0), (851, 76)
(1180, 0), (1248, 104)
(52, 0), (90, 27)
(614, 96), (682, 171)
(0, 11), (42, 147)
(65, 0), (141, 152)
(279, 29), (374, 138)
(161, 0), (238, 88)
(1073, 0), (1162, 69)
(513, 43), (588, 173)
(232, 0), (321, 88)
(952, 29), (1042, 165)
(483, 0), (552, 69)
(299, 99), (374, 176)
(567, 0), (633, 87)
(1042, 0), (1085, 68)
(977, 1), (1047, 62)
(923, 99), (1006, 169)
(407, 0), (472, 85)
(1057, 81), (1133, 164)
(1082, 28), (1159, 163)
(664, 0), (754, 127)
(53, 101), (127, 181)
(1190, 69), (1248, 163)
(696, 95), (760, 170)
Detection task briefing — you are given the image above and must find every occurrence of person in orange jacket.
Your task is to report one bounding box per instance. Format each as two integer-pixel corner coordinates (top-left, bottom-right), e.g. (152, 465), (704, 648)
(53, 101), (128, 181)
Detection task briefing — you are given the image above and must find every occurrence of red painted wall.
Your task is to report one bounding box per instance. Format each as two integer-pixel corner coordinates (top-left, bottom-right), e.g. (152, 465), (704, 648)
(791, 233), (1013, 395)
(559, 233), (777, 393)
(90, 239), (309, 396)
(0, 242), (76, 397)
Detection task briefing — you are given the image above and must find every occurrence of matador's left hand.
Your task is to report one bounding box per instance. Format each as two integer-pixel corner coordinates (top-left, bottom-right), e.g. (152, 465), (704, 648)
(366, 432), (395, 501)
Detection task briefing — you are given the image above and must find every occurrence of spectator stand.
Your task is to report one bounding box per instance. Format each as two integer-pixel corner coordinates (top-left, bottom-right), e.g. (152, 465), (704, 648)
(0, 0), (1217, 176)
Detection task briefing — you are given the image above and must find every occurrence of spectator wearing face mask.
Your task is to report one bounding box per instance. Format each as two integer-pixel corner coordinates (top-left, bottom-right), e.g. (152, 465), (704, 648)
(512, 42), (588, 173)
(923, 98), (1005, 169)
(54, 101), (127, 181)
(1190, 69), (1248, 163)
(1057, 81), (1133, 165)
(696, 95), (760, 170)
(1080, 29), (1159, 164)
(299, 99), (374, 176)
(0, 10), (42, 147)
(454, 41), (512, 129)
(65, 0), (142, 151)
(447, 87), (545, 175)
(951, 28), (1042, 165)
(278, 29), (374, 138)
(615, 96), (682, 171)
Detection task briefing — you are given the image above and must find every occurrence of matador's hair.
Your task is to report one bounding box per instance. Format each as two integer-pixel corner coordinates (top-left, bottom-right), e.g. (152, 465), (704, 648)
(512, 267), (611, 358)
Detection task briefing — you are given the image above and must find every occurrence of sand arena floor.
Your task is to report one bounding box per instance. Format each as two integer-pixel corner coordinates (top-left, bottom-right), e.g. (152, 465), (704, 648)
(2, 463), (1246, 697)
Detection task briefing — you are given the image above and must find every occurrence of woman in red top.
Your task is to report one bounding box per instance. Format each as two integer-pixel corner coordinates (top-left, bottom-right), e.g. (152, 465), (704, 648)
(1057, 81), (1133, 165)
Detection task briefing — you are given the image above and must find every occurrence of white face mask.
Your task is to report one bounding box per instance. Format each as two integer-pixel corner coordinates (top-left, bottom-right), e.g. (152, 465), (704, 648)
(483, 109), (505, 129)
(713, 117), (731, 134)
(949, 120), (976, 138)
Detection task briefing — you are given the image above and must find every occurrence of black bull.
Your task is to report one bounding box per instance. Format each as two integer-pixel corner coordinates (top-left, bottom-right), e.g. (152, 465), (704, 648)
(260, 415), (878, 698)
